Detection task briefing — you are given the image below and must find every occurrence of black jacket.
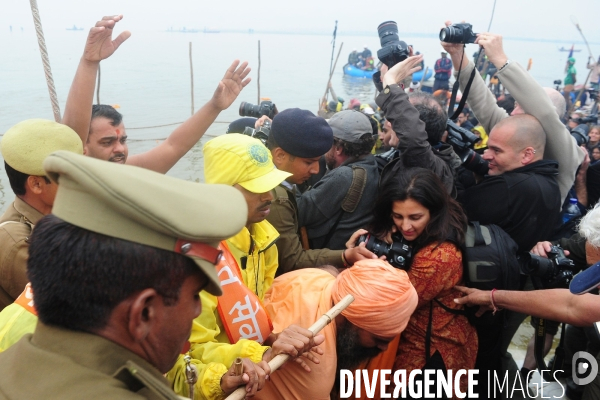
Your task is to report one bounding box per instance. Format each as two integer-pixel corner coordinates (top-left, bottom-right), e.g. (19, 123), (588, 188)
(376, 84), (458, 197)
(460, 160), (561, 252)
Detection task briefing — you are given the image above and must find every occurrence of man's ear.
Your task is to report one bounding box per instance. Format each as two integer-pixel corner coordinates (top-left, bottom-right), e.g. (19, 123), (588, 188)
(26, 176), (44, 195)
(271, 147), (287, 165)
(522, 147), (536, 164)
(127, 288), (161, 342)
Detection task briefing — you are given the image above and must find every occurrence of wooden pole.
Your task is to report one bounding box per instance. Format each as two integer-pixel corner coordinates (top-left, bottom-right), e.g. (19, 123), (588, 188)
(96, 64), (101, 104)
(224, 294), (355, 400)
(322, 42), (344, 103)
(257, 40), (261, 104)
(419, 66), (429, 89)
(189, 42), (195, 115)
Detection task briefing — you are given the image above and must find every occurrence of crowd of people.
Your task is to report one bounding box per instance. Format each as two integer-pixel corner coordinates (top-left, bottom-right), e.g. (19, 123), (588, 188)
(1, 13), (600, 400)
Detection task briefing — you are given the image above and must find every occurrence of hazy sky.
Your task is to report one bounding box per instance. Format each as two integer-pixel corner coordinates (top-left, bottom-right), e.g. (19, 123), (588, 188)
(3, 0), (600, 44)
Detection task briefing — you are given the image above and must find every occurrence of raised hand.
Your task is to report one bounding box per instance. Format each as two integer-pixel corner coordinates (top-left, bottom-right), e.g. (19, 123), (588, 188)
(211, 60), (252, 111)
(382, 55), (423, 88)
(83, 15), (131, 63)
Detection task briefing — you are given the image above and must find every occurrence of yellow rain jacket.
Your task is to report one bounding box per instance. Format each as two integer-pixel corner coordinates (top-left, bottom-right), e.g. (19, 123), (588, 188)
(168, 220), (279, 400)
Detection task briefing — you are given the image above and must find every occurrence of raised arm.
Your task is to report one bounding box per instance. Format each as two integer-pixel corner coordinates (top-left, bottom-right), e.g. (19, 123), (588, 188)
(128, 60), (251, 173)
(62, 15), (130, 143)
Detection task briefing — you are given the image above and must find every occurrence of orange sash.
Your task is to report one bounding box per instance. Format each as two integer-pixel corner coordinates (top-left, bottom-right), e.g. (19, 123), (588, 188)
(14, 283), (37, 315)
(216, 241), (273, 344)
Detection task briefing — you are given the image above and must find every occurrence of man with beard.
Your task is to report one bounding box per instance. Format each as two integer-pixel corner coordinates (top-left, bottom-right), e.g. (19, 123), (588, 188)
(258, 108), (377, 275)
(62, 15), (250, 173)
(297, 110), (380, 250)
(252, 259), (418, 400)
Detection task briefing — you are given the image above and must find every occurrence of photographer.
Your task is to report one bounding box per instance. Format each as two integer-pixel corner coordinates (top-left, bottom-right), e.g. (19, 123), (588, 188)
(254, 109), (378, 275)
(441, 24), (584, 205)
(376, 54), (459, 197)
(455, 203), (600, 400)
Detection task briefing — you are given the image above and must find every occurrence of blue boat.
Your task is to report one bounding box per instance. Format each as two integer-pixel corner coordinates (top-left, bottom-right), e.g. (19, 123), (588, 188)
(343, 63), (433, 81)
(343, 64), (376, 78)
(412, 69), (433, 82)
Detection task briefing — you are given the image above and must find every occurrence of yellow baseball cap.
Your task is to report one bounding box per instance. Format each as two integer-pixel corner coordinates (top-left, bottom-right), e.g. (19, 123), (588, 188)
(203, 134), (291, 193)
(1, 119), (83, 176)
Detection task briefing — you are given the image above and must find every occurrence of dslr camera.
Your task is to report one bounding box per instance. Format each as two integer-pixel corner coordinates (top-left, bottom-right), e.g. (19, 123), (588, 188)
(439, 23), (478, 44)
(242, 120), (271, 147)
(239, 100), (277, 119)
(376, 21), (409, 69)
(519, 245), (577, 289)
(570, 124), (590, 147)
(446, 119), (489, 176)
(355, 232), (412, 270)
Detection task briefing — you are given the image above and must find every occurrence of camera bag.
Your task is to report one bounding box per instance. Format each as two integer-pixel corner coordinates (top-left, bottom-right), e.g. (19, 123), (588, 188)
(463, 221), (521, 291)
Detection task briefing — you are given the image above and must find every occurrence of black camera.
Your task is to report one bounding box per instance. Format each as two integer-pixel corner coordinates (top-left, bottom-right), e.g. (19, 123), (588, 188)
(446, 119), (489, 176)
(355, 233), (412, 270)
(575, 115), (599, 125)
(519, 245), (577, 289)
(239, 100), (277, 119)
(376, 21), (409, 69)
(242, 120), (271, 146)
(570, 124), (590, 147)
(439, 23), (478, 44)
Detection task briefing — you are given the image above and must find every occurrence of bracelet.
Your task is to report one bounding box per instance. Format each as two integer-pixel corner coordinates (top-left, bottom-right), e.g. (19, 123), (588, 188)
(341, 249), (350, 268)
(490, 288), (503, 315)
(498, 60), (510, 73)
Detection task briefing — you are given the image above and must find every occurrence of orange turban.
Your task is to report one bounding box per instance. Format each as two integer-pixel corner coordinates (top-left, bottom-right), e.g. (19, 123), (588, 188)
(331, 259), (418, 337)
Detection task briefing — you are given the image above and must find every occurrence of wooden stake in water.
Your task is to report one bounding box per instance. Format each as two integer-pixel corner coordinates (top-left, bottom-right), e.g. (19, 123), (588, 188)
(224, 294), (354, 400)
(189, 42), (195, 115)
(257, 40), (261, 104)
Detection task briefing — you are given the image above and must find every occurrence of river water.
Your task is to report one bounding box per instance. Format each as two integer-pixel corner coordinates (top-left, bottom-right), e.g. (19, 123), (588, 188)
(0, 29), (584, 213)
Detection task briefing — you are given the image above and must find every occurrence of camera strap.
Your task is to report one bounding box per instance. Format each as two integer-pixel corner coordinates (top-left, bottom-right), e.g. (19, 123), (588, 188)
(448, 67), (477, 121)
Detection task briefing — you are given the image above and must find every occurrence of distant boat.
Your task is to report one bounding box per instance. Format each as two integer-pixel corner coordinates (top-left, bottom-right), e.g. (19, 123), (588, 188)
(166, 27), (199, 33)
(203, 27), (220, 33)
(559, 46), (581, 52)
(66, 25), (84, 31)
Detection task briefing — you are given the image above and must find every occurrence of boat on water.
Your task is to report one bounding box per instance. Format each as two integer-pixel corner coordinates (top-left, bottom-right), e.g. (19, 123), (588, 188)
(412, 69), (433, 82)
(559, 46), (581, 52)
(343, 64), (376, 78)
(343, 64), (433, 81)
(66, 25), (83, 31)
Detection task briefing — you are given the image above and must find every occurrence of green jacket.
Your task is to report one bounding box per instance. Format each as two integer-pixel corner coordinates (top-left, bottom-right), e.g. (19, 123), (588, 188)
(267, 185), (343, 276)
(0, 322), (184, 399)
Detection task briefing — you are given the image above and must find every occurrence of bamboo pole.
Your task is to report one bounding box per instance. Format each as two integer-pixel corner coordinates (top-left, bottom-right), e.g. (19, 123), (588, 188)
(322, 42), (344, 103)
(189, 42), (195, 115)
(224, 294), (354, 400)
(257, 40), (261, 104)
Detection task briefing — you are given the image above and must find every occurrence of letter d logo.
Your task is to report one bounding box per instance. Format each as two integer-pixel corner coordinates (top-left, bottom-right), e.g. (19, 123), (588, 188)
(573, 351), (599, 386)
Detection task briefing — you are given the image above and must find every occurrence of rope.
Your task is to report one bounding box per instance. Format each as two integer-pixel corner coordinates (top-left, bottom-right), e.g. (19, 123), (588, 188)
(126, 120), (231, 130)
(29, 0), (61, 122)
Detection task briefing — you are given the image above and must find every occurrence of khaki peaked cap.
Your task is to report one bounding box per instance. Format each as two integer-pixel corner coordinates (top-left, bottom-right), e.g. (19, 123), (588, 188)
(44, 151), (248, 296)
(1, 119), (83, 175)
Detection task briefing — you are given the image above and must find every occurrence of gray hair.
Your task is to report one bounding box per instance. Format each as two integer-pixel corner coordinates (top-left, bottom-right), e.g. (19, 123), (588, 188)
(579, 202), (600, 248)
(544, 87), (567, 120)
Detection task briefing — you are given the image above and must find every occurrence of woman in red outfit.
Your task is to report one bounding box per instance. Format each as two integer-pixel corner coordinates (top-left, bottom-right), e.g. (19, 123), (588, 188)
(362, 168), (477, 398)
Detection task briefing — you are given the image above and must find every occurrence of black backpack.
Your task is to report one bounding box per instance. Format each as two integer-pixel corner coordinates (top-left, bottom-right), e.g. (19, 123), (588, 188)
(463, 221), (521, 291)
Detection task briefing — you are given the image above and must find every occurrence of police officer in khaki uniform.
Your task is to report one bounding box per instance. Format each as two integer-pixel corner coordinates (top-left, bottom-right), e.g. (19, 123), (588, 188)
(0, 119), (83, 311)
(0, 151), (248, 399)
(260, 109), (377, 275)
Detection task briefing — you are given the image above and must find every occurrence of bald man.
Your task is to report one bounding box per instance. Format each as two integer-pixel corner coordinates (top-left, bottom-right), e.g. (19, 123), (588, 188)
(442, 29), (583, 205)
(460, 114), (560, 252)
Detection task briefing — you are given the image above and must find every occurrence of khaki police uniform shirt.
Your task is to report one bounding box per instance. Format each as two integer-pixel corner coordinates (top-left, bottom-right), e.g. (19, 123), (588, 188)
(0, 322), (185, 399)
(267, 184), (343, 276)
(0, 198), (43, 311)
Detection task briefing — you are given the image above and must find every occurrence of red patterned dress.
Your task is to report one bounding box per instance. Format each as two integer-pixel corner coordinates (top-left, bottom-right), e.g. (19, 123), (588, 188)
(394, 242), (478, 395)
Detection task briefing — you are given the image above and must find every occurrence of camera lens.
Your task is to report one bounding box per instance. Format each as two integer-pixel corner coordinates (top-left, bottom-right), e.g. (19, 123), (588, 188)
(377, 21), (399, 47)
(439, 26), (463, 43)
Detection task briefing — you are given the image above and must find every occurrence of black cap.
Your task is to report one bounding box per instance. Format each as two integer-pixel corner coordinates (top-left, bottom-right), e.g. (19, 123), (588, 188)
(271, 108), (334, 158)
